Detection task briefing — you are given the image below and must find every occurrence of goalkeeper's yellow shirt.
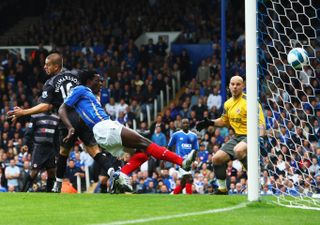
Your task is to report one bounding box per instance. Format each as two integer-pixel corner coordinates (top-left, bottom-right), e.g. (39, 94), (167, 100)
(220, 93), (266, 135)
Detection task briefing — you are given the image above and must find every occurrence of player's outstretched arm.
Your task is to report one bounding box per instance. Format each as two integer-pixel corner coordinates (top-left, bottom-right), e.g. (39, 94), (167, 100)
(7, 103), (52, 121)
(58, 103), (75, 142)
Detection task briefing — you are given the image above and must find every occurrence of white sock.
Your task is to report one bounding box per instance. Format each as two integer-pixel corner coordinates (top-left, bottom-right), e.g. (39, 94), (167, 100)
(56, 178), (63, 182)
(107, 168), (114, 177)
(217, 179), (226, 189)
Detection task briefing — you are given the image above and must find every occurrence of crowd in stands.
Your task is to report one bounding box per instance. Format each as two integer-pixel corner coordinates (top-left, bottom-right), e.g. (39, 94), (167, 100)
(0, 0), (319, 196)
(6, 0), (244, 46)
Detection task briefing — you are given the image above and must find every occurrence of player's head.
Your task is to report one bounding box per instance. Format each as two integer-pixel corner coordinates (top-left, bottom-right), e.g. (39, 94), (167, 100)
(229, 75), (244, 98)
(44, 53), (63, 75)
(79, 70), (101, 93)
(182, 118), (189, 131)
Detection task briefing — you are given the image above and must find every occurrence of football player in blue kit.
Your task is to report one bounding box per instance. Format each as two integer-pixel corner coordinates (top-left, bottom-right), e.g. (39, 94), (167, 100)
(59, 70), (196, 192)
(168, 118), (199, 194)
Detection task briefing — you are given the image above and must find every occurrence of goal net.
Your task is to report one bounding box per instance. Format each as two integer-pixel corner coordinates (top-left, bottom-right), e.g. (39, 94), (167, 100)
(257, 0), (320, 209)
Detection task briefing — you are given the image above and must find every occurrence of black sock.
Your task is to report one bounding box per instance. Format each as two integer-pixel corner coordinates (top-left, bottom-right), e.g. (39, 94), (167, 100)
(46, 177), (55, 192)
(22, 174), (35, 192)
(94, 152), (120, 178)
(240, 156), (247, 171)
(100, 182), (108, 193)
(56, 154), (68, 180)
(213, 164), (227, 180)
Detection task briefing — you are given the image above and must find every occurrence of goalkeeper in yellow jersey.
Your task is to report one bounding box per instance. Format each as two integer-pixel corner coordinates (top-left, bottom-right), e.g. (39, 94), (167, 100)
(196, 75), (266, 194)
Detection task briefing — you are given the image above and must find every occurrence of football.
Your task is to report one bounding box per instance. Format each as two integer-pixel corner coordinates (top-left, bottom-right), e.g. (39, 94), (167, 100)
(287, 47), (309, 69)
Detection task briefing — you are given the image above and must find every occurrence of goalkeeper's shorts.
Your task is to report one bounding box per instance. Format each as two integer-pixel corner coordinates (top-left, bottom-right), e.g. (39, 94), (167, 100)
(221, 135), (247, 160)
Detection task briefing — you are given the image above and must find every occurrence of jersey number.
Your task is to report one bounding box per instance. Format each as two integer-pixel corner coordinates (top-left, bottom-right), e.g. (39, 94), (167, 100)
(60, 82), (73, 99)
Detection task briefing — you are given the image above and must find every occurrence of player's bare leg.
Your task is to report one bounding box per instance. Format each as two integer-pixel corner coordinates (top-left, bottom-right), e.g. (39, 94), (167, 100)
(234, 141), (248, 170)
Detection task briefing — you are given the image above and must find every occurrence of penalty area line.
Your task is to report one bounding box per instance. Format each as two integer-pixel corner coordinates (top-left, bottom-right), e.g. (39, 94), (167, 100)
(92, 202), (247, 225)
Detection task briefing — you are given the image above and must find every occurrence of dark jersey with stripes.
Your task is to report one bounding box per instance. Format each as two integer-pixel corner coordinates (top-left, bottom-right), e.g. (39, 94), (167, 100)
(23, 113), (60, 147)
(39, 70), (80, 111)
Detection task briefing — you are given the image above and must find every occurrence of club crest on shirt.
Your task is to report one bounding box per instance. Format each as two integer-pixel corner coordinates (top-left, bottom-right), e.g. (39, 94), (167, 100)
(180, 137), (183, 140)
(42, 91), (48, 98)
(236, 108), (241, 114)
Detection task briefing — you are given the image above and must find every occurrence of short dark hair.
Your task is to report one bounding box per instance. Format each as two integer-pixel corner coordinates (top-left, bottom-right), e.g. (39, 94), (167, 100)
(79, 70), (98, 85)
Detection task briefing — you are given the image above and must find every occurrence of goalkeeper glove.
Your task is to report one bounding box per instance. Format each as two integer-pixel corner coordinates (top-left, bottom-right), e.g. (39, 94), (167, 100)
(196, 118), (215, 131)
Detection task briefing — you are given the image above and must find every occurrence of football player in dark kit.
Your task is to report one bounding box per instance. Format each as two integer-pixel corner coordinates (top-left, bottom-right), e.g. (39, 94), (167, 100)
(8, 53), (117, 192)
(21, 112), (60, 192)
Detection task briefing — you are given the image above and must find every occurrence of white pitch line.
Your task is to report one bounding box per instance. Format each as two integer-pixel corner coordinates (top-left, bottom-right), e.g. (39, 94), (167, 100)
(92, 202), (247, 225)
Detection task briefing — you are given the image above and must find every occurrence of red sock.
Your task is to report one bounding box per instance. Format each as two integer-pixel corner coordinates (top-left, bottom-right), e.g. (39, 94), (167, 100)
(146, 143), (183, 165)
(121, 152), (149, 175)
(173, 185), (183, 194)
(186, 183), (192, 194)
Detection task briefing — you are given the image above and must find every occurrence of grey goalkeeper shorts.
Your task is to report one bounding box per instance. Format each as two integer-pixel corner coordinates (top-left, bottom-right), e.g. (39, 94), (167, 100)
(221, 135), (247, 160)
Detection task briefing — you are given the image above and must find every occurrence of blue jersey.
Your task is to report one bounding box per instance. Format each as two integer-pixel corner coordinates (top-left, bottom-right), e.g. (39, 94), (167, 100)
(64, 85), (109, 129)
(168, 130), (199, 157)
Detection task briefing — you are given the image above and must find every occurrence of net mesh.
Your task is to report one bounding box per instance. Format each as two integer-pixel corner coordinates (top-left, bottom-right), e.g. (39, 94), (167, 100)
(257, 0), (320, 209)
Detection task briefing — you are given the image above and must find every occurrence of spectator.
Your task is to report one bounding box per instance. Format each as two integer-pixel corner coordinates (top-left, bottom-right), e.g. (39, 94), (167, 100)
(19, 160), (31, 191)
(196, 60), (210, 83)
(131, 85), (143, 103)
(165, 121), (176, 140)
(129, 99), (141, 120)
(36, 172), (49, 192)
(74, 152), (85, 170)
(151, 126), (167, 147)
(156, 36), (168, 57)
(228, 183), (237, 194)
(153, 73), (166, 95)
(80, 147), (94, 181)
(198, 144), (209, 164)
(65, 159), (85, 190)
(141, 84), (156, 116)
(180, 49), (191, 82)
(191, 97), (207, 121)
(136, 121), (151, 139)
(5, 159), (20, 191)
(260, 184), (273, 195)
(150, 115), (165, 135)
(145, 39), (156, 58)
(207, 86), (222, 112)
(105, 97), (117, 120)
(179, 101), (191, 119)
(116, 98), (128, 119)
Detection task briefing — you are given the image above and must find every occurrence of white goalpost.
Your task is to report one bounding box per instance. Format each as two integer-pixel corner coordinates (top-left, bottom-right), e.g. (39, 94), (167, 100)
(246, 0), (260, 202)
(246, 0), (320, 210)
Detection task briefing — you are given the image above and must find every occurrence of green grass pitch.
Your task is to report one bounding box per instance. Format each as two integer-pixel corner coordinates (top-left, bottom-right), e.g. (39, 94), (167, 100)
(0, 193), (319, 225)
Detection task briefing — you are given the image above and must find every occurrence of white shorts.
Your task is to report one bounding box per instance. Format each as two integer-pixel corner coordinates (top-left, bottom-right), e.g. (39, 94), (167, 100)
(92, 120), (124, 157)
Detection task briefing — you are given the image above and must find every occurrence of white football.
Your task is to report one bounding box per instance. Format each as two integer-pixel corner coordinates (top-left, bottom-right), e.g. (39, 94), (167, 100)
(287, 48), (309, 69)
